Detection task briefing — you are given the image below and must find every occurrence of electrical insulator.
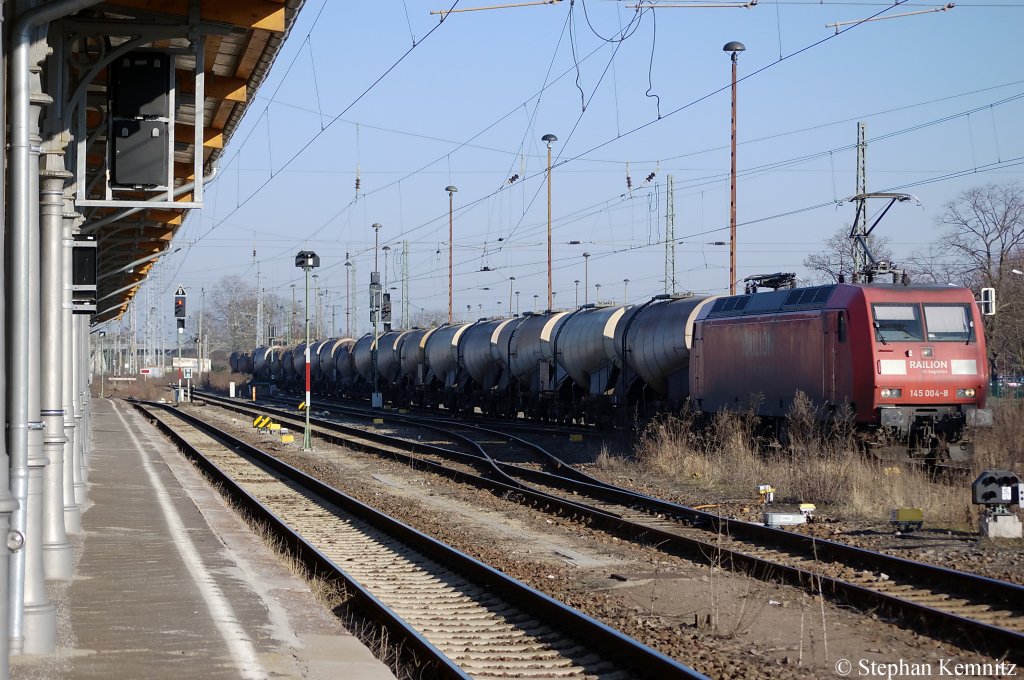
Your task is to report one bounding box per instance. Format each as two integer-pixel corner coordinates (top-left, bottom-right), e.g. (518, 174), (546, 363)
(355, 177), (361, 191)
(508, 174), (519, 184)
(626, 175), (632, 190)
(646, 172), (656, 183)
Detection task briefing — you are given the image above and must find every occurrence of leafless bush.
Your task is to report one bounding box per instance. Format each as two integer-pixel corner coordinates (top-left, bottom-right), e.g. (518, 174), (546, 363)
(626, 394), (973, 527)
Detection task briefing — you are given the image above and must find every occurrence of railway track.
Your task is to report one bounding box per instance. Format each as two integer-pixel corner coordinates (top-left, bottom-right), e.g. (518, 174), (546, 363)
(195, 391), (1024, 661)
(133, 399), (704, 679)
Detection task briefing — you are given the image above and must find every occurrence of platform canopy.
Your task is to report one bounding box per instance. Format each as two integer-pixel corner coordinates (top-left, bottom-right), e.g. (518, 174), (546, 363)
(57, 0), (305, 323)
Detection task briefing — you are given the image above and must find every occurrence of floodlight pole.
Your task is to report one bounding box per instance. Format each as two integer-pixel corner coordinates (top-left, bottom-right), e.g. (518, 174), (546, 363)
(724, 41), (745, 295)
(446, 187), (457, 324)
(542, 134), (557, 311)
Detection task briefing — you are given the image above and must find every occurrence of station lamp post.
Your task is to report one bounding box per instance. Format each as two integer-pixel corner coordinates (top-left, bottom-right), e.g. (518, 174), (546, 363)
(574, 280), (580, 308)
(508, 276), (515, 317)
(595, 283), (602, 303)
(295, 250), (320, 450)
(446, 185), (458, 323)
(542, 133), (557, 311)
(623, 278), (630, 304)
(723, 40), (746, 295)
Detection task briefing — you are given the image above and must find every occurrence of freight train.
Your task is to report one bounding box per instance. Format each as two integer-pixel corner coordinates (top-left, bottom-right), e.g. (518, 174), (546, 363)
(231, 280), (992, 464)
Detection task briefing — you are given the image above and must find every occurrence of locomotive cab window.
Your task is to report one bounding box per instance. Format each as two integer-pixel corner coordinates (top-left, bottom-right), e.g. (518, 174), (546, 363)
(872, 304), (923, 342)
(923, 304), (973, 342)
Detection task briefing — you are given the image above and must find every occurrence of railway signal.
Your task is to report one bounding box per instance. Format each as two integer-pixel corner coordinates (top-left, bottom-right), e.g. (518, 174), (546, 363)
(174, 291), (186, 318)
(973, 469), (1023, 538)
(173, 286), (187, 402)
(295, 250), (320, 451)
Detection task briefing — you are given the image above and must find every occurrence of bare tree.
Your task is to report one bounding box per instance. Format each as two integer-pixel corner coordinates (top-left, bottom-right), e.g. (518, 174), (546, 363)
(935, 182), (1024, 376)
(803, 224), (893, 283)
(937, 182), (1024, 285)
(409, 308), (448, 330)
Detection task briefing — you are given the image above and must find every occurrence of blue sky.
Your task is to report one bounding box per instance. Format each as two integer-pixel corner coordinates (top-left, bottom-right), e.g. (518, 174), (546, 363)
(146, 0), (1024, 338)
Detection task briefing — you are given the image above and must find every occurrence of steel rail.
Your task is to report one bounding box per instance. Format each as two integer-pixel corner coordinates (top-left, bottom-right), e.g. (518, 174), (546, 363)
(195, 391), (1024, 661)
(134, 400), (706, 679)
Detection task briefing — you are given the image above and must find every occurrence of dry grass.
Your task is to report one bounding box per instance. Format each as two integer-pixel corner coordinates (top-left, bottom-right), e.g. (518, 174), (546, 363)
(92, 371), (248, 401)
(628, 393), (1024, 528)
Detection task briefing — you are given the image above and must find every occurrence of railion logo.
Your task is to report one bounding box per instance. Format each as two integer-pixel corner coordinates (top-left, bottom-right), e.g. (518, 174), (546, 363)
(909, 360), (948, 370)
(742, 329), (772, 357)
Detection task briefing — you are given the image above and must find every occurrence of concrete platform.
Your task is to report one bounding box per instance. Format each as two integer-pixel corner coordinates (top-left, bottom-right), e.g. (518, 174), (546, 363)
(13, 398), (395, 680)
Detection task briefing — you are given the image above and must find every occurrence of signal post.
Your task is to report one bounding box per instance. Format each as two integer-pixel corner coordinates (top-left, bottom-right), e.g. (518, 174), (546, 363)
(174, 287), (186, 402)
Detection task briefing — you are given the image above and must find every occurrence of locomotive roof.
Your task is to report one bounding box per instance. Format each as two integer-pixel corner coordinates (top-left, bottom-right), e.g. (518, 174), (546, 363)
(704, 282), (974, 319)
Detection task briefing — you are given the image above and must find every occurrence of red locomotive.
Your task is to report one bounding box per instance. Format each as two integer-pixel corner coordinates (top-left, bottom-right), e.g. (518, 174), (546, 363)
(691, 279), (992, 463)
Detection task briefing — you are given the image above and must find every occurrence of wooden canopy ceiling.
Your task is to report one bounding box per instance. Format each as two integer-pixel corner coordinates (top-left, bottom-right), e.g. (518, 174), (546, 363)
(71, 0), (304, 323)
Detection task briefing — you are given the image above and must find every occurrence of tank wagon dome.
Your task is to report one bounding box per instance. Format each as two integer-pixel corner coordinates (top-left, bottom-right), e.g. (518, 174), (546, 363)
(615, 295), (717, 397)
(238, 354), (253, 375)
(280, 349), (296, 379)
(252, 346), (280, 381)
(424, 323), (471, 387)
(319, 337), (354, 375)
(352, 334), (375, 382)
(308, 340), (331, 378)
(555, 305), (629, 393)
(333, 338), (357, 383)
(507, 311), (571, 387)
(396, 329), (429, 382)
(376, 330), (405, 381)
(461, 319), (514, 388)
(291, 342), (308, 374)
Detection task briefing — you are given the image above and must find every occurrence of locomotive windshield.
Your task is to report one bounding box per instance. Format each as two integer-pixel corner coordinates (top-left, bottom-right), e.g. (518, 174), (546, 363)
(872, 304), (923, 342)
(872, 303), (975, 343)
(923, 304), (973, 342)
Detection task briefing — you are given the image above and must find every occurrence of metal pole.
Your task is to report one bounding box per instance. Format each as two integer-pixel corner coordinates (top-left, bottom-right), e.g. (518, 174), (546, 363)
(290, 284), (296, 346)
(9, 1), (77, 644)
(371, 224), (382, 407)
(39, 146), (73, 581)
(303, 267), (312, 450)
(583, 253), (590, 305)
(446, 187), (456, 324)
(542, 134), (557, 312)
(0, 4), (18, 672)
(508, 277), (514, 317)
(0, 2), (16, 659)
(344, 259), (351, 337)
(62, 201), (82, 537)
(546, 143), (553, 311)
(198, 288), (205, 377)
(177, 327), (182, 402)
(729, 50), (739, 295)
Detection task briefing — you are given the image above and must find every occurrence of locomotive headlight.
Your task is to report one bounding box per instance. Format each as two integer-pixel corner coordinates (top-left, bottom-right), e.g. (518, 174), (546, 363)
(957, 388), (976, 398)
(880, 388), (902, 399)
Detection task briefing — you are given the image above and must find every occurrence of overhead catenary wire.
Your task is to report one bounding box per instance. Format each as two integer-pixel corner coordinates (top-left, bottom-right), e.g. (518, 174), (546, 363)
(169, 0), (1015, 303)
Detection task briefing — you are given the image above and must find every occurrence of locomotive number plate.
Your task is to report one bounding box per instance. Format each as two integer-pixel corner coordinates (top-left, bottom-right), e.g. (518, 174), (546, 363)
(908, 389), (949, 398)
